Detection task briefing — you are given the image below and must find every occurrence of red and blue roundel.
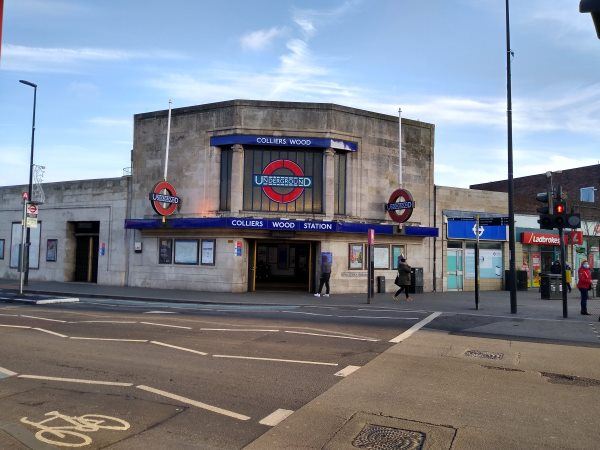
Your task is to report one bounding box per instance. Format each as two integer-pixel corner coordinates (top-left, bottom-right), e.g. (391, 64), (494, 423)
(253, 159), (312, 204)
(149, 181), (180, 216)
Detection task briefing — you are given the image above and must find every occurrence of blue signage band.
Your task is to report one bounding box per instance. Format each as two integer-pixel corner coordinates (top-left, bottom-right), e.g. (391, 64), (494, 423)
(125, 217), (438, 237)
(210, 134), (358, 152)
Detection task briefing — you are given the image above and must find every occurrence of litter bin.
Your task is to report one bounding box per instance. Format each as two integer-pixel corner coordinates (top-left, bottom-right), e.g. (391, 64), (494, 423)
(505, 270), (528, 291)
(540, 273), (562, 299)
(376, 276), (386, 293)
(408, 268), (423, 294)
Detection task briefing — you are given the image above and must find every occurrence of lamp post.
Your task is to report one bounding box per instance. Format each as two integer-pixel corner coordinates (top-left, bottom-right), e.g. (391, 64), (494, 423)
(19, 79), (37, 286)
(505, 1), (517, 314)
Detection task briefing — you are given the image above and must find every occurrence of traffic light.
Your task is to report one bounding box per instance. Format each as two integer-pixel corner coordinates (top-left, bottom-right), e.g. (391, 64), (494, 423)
(580, 0), (600, 39)
(567, 212), (581, 229)
(536, 191), (554, 230)
(553, 200), (567, 228)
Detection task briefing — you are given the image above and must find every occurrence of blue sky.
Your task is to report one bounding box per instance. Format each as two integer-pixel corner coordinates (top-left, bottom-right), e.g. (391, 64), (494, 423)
(1, 0), (599, 188)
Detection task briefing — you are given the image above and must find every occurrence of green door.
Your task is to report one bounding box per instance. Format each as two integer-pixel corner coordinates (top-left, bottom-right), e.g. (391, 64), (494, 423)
(447, 249), (463, 290)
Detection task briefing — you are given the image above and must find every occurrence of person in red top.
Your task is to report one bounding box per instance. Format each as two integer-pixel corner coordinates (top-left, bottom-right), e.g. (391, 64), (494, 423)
(577, 260), (592, 316)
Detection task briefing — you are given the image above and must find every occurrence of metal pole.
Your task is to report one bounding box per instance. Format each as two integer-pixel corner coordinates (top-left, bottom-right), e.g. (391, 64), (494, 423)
(475, 215), (480, 310)
(163, 99), (172, 182)
(398, 107), (403, 185)
(19, 200), (27, 295)
(366, 244), (371, 303)
(505, 0), (517, 314)
(559, 227), (568, 318)
(24, 84), (36, 286)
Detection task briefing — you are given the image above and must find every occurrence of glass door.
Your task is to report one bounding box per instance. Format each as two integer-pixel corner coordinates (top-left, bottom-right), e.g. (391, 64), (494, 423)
(447, 249), (464, 291)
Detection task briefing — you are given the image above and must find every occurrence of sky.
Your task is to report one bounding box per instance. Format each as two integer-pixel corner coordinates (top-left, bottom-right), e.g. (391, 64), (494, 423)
(0, 0), (599, 189)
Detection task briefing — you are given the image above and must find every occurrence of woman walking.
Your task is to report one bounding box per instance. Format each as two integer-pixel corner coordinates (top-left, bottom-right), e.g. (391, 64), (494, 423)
(577, 260), (592, 316)
(393, 257), (412, 301)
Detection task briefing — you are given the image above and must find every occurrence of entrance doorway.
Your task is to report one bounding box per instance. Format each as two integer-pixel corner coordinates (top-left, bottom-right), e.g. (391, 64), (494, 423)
(73, 222), (99, 283)
(447, 249), (464, 290)
(248, 240), (315, 291)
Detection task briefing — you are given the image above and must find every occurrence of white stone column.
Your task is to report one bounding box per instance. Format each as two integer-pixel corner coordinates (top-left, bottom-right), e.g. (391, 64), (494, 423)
(230, 144), (244, 214)
(324, 148), (335, 219)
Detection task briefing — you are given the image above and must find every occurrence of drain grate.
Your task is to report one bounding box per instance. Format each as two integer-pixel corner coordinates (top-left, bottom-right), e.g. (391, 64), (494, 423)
(481, 365), (524, 372)
(352, 424), (425, 450)
(541, 372), (600, 387)
(464, 349), (504, 360)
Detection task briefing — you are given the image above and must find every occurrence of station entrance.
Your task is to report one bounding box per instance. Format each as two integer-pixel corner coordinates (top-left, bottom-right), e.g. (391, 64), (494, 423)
(248, 240), (317, 292)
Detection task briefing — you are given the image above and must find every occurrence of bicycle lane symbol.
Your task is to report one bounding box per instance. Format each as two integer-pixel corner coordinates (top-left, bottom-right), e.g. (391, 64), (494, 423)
(20, 410), (130, 447)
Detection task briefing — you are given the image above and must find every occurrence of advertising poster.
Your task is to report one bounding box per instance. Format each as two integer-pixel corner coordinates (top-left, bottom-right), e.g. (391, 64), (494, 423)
(531, 252), (541, 287)
(465, 249), (503, 279)
(374, 245), (390, 269)
(159, 239), (172, 264)
(201, 240), (215, 265)
(349, 244), (364, 269)
(46, 239), (57, 262)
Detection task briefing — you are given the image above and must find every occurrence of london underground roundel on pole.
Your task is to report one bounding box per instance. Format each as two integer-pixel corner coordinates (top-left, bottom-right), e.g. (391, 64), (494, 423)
(385, 188), (415, 223)
(254, 159), (312, 204)
(149, 181), (180, 216)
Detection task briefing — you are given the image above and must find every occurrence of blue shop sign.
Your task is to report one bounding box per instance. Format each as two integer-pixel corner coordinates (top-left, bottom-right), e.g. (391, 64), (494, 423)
(447, 220), (507, 241)
(210, 134), (358, 152)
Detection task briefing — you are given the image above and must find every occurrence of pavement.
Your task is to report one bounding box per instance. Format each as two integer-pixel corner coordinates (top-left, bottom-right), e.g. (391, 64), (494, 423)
(1, 279), (599, 449)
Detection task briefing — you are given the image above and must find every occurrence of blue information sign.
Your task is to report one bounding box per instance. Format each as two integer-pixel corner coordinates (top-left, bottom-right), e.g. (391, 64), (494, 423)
(447, 220), (507, 241)
(210, 134), (358, 152)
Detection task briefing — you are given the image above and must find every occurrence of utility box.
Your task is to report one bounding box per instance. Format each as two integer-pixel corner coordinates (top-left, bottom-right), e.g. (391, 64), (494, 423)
(377, 276), (386, 294)
(540, 273), (562, 299)
(409, 268), (423, 294)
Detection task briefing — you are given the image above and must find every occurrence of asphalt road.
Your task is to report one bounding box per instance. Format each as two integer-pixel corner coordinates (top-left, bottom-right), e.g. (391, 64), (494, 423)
(0, 298), (429, 449)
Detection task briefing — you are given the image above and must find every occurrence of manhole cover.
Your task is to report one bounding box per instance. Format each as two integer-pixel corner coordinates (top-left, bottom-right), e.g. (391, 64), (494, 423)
(541, 372), (600, 387)
(464, 349), (503, 360)
(352, 424), (425, 450)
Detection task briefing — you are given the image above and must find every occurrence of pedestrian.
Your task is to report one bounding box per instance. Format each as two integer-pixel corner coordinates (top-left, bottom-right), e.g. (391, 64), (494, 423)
(565, 263), (572, 293)
(314, 257), (332, 297)
(393, 256), (412, 301)
(577, 260), (592, 316)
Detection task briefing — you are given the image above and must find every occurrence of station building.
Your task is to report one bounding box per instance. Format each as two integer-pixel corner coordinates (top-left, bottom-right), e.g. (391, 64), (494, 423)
(0, 99), (515, 294)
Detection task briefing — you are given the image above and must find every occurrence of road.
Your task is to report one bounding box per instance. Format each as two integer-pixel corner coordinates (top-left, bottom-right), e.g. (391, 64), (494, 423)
(0, 298), (432, 449)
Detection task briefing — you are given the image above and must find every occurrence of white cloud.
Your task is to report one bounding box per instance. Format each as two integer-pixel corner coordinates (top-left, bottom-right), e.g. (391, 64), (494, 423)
(240, 27), (285, 51)
(87, 117), (132, 128)
(0, 44), (186, 73)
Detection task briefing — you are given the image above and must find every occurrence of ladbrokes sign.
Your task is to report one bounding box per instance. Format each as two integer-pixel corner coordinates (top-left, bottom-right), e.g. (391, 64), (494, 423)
(521, 231), (583, 246)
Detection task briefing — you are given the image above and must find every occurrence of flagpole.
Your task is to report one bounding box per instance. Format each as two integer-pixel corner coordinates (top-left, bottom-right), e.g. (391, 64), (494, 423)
(398, 107), (403, 185)
(164, 99), (172, 182)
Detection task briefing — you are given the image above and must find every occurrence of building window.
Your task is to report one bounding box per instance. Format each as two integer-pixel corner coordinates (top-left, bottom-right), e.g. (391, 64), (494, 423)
(219, 147), (233, 211)
(580, 187), (595, 203)
(158, 238), (173, 264)
(242, 148), (323, 214)
(174, 239), (199, 265)
(334, 152), (347, 215)
(201, 239), (216, 265)
(0, 239), (4, 260)
(10, 222), (40, 269)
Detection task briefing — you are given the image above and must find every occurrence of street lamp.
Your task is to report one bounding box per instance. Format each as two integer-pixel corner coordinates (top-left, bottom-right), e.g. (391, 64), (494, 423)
(19, 79), (37, 286)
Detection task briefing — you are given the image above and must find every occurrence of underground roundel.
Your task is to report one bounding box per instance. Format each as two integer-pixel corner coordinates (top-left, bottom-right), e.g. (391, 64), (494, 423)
(253, 159), (312, 204)
(385, 188), (415, 223)
(149, 181), (180, 216)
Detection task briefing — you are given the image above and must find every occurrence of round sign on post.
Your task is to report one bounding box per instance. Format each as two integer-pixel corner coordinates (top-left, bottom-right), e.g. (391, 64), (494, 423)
(27, 204), (38, 216)
(386, 188), (415, 223)
(149, 181), (180, 216)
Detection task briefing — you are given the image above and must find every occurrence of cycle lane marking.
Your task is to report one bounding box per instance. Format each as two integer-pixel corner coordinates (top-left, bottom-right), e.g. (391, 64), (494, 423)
(17, 375), (133, 387)
(259, 408), (294, 426)
(212, 354), (338, 366)
(20, 315), (67, 323)
(150, 341), (208, 355)
(69, 337), (148, 342)
(389, 311), (442, 343)
(139, 321), (192, 330)
(284, 331), (379, 342)
(32, 328), (68, 338)
(136, 385), (250, 421)
(199, 328), (279, 332)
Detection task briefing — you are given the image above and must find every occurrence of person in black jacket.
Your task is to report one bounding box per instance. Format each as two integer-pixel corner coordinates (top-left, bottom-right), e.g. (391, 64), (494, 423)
(394, 257), (412, 301)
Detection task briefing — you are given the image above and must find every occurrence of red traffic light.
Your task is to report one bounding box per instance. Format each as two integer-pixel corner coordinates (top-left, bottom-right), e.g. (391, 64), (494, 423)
(555, 204), (565, 214)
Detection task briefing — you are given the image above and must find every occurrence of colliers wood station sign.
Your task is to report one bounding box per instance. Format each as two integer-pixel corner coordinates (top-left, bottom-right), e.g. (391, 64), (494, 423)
(149, 181), (181, 216)
(385, 188), (415, 223)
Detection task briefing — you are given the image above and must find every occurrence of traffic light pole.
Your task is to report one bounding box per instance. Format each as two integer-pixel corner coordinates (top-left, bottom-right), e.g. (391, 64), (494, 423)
(558, 227), (568, 318)
(475, 215), (480, 310)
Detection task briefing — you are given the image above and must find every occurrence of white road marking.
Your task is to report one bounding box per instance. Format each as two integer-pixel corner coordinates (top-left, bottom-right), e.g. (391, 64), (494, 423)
(284, 331), (379, 342)
(334, 365), (361, 377)
(136, 385), (250, 421)
(139, 321), (192, 329)
(0, 366), (17, 377)
(144, 311), (177, 314)
(259, 409), (294, 426)
(35, 298), (79, 305)
(77, 320), (138, 324)
(20, 315), (67, 323)
(18, 374), (133, 386)
(200, 328), (279, 332)
(150, 341), (208, 355)
(389, 312), (442, 343)
(0, 313), (19, 317)
(0, 324), (31, 329)
(213, 354), (338, 366)
(341, 315), (420, 320)
(282, 311), (334, 317)
(69, 337), (148, 342)
(32, 328), (68, 338)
